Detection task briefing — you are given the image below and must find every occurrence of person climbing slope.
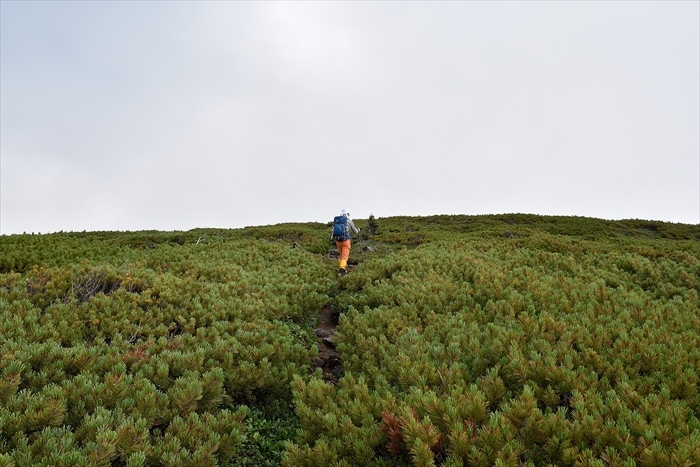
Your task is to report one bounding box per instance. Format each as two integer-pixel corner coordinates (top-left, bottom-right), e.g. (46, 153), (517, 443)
(331, 208), (360, 276)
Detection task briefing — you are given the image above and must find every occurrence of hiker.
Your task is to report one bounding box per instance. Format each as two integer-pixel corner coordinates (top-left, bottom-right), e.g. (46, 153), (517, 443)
(331, 208), (359, 276)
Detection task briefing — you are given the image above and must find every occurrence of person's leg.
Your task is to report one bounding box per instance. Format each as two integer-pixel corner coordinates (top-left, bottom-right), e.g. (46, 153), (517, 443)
(336, 240), (351, 273)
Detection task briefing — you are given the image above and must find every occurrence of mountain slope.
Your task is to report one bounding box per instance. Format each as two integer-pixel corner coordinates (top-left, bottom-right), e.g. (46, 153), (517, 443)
(1, 214), (698, 466)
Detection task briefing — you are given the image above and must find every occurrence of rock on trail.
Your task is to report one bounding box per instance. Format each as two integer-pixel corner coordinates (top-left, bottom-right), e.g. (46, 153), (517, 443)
(312, 307), (343, 383)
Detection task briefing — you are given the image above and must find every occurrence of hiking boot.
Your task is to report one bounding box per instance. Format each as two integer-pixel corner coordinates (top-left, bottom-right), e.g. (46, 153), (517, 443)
(339, 268), (347, 276)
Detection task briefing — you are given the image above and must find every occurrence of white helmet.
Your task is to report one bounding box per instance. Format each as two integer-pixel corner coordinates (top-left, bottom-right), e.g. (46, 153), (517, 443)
(340, 208), (350, 217)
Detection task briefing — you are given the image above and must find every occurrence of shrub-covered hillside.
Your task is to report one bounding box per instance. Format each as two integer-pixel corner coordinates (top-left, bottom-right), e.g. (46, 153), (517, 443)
(1, 214), (699, 466)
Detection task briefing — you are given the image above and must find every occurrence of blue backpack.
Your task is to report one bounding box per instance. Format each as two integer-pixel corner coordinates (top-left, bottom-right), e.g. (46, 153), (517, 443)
(332, 216), (350, 241)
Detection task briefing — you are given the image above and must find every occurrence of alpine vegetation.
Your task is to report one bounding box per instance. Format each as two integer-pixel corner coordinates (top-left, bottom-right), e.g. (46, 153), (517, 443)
(1, 215), (699, 466)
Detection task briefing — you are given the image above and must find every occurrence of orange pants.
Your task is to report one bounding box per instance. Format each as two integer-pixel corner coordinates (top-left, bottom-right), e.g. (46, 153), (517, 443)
(335, 240), (351, 269)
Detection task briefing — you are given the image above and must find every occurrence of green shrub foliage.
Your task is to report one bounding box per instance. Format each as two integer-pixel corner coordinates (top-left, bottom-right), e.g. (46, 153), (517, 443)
(0, 229), (334, 466)
(1, 215), (699, 466)
(285, 219), (700, 466)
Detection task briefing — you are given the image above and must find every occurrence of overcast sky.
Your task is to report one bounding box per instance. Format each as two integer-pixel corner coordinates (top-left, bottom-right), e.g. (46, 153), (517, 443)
(1, 1), (698, 234)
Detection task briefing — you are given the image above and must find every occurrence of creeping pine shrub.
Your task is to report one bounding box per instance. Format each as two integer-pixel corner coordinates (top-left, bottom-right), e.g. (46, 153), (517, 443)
(1, 216), (699, 466)
(0, 231), (335, 466)
(286, 230), (700, 466)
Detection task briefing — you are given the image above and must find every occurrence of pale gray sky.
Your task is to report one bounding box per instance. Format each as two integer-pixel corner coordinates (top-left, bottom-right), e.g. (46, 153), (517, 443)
(1, 1), (698, 234)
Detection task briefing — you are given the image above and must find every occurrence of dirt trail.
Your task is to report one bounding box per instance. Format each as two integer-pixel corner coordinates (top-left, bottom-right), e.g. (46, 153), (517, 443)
(311, 307), (343, 383)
